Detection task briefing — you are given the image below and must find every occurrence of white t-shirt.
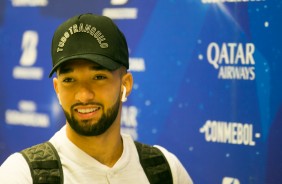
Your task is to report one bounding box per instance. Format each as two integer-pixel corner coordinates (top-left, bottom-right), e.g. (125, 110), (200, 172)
(0, 126), (193, 184)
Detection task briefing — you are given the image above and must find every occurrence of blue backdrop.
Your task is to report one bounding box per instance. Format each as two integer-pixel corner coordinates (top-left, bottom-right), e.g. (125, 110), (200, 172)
(1, 0), (282, 183)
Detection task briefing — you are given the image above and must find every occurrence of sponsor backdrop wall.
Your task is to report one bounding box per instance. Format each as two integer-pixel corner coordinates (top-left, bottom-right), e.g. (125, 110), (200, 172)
(0, 0), (281, 183)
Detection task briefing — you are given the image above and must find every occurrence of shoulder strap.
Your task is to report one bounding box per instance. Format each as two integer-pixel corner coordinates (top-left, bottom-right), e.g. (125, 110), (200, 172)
(134, 141), (173, 184)
(20, 142), (63, 184)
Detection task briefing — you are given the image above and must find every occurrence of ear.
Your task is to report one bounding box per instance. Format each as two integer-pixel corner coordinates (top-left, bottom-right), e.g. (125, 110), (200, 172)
(53, 77), (61, 105)
(53, 77), (59, 94)
(122, 72), (133, 99)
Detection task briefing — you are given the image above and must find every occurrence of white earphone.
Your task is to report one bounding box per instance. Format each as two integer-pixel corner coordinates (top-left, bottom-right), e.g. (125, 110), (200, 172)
(121, 85), (127, 102)
(57, 94), (62, 105)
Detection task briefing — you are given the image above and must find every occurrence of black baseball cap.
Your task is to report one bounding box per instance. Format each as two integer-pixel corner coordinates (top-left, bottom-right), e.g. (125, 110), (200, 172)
(49, 13), (129, 77)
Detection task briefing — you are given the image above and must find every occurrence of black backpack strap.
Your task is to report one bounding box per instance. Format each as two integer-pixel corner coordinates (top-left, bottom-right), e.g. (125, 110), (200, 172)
(134, 141), (173, 184)
(20, 142), (63, 184)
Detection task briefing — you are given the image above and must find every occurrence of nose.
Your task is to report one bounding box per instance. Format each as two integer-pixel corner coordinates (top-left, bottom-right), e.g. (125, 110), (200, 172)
(75, 83), (94, 103)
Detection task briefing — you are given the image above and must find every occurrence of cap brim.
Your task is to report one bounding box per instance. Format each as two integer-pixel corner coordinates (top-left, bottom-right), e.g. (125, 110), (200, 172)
(48, 54), (121, 78)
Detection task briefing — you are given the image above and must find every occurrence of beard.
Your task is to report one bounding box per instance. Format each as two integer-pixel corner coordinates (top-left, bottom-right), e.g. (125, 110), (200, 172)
(63, 95), (121, 136)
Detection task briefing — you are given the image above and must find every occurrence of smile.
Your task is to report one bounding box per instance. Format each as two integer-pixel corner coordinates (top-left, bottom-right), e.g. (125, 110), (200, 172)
(76, 107), (100, 114)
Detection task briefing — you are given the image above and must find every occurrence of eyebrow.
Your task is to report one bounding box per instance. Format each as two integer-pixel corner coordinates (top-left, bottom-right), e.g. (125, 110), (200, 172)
(58, 64), (109, 76)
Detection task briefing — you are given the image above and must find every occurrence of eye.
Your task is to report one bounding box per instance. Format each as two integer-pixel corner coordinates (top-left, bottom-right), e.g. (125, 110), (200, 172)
(94, 75), (107, 80)
(62, 77), (74, 83)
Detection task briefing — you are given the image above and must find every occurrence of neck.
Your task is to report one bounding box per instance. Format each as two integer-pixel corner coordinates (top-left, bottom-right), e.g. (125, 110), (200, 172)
(66, 123), (123, 167)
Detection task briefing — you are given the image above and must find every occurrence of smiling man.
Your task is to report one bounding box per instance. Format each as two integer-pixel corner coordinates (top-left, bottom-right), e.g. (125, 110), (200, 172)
(0, 14), (193, 184)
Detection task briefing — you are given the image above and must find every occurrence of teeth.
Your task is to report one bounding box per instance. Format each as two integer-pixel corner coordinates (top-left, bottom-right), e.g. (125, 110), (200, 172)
(77, 108), (98, 114)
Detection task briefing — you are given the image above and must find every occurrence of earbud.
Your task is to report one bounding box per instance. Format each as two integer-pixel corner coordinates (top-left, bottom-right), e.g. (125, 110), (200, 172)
(57, 94), (62, 105)
(121, 85), (127, 102)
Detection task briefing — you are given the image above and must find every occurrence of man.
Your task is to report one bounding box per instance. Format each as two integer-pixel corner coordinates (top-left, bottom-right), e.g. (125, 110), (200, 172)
(0, 14), (193, 184)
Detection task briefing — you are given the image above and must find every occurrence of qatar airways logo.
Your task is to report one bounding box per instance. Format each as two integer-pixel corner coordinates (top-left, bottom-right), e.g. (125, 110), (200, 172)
(205, 42), (256, 80)
(13, 31), (43, 80)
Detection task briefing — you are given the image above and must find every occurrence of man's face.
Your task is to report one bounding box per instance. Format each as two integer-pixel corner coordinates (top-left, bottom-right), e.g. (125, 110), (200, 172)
(54, 59), (123, 136)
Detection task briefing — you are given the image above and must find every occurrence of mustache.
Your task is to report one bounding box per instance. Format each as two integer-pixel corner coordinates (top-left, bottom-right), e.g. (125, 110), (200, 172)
(71, 102), (104, 110)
